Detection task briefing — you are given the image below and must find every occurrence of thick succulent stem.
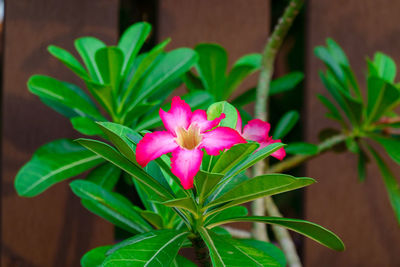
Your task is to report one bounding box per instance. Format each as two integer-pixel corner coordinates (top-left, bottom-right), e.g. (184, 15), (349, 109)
(252, 0), (304, 266)
(190, 236), (212, 267)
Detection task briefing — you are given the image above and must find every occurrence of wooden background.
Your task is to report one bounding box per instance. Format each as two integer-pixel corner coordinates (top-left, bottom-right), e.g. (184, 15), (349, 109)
(1, 0), (399, 266)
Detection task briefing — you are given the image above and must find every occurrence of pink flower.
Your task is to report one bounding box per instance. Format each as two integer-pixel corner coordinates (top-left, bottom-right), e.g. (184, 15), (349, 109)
(235, 110), (286, 160)
(135, 97), (246, 190)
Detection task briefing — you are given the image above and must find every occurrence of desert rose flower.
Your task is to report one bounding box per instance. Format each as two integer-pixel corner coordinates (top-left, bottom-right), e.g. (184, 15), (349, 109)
(236, 110), (286, 160)
(136, 97), (246, 189)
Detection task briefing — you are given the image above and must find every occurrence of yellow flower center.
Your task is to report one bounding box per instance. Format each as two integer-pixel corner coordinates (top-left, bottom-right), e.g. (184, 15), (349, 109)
(176, 125), (202, 150)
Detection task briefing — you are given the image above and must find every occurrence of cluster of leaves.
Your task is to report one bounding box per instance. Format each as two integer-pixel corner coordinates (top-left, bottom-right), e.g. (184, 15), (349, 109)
(315, 38), (400, 224)
(73, 102), (344, 266)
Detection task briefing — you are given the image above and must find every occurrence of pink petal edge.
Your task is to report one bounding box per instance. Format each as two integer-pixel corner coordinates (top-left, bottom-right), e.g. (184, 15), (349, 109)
(242, 119), (271, 143)
(159, 96), (192, 135)
(200, 127), (247, 156)
(171, 147), (203, 190)
(190, 110), (226, 133)
(135, 131), (178, 167)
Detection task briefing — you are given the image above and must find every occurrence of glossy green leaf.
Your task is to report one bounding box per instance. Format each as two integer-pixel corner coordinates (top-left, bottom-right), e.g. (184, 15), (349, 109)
(71, 179), (152, 233)
(223, 53), (261, 99)
(70, 116), (104, 136)
(86, 162), (121, 190)
(206, 174), (315, 211)
(195, 43), (227, 100)
(28, 75), (104, 120)
(199, 228), (281, 267)
(182, 71), (204, 91)
(207, 101), (238, 129)
(171, 255), (197, 267)
(366, 144), (400, 224)
(161, 197), (197, 215)
(131, 48), (197, 107)
(194, 171), (224, 203)
(212, 142), (259, 174)
(95, 47), (124, 92)
(74, 37), (106, 82)
(119, 39), (170, 112)
(370, 135), (400, 165)
(76, 138), (173, 200)
(139, 210), (164, 229)
(81, 245), (113, 267)
(285, 142), (319, 155)
(118, 22), (152, 76)
(205, 206), (248, 226)
(315, 44), (346, 86)
(15, 139), (103, 197)
(208, 216), (345, 251)
(366, 76), (399, 124)
(84, 80), (114, 116)
(48, 45), (89, 80)
(273, 110), (300, 139)
(103, 230), (189, 267)
(373, 52), (396, 82)
(96, 122), (137, 161)
(240, 239), (286, 267)
(317, 94), (345, 124)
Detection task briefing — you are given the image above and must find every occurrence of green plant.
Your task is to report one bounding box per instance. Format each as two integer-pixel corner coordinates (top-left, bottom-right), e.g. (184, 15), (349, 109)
(15, 22), (213, 197)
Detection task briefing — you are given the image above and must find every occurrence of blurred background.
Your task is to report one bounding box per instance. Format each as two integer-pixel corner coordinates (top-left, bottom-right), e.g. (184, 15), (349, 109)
(1, 0), (400, 266)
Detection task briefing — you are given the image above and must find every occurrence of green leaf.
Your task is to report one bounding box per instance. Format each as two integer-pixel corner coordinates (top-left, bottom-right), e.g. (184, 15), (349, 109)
(224, 143), (285, 179)
(70, 180), (152, 233)
(195, 171), (225, 202)
(240, 239), (286, 267)
(206, 174), (315, 211)
(317, 94), (345, 124)
(119, 39), (170, 112)
(84, 80), (114, 116)
(195, 43), (227, 100)
(171, 255), (197, 267)
(70, 117), (104, 136)
(139, 210), (164, 229)
(357, 147), (368, 182)
(15, 139), (103, 197)
(207, 101), (238, 129)
(182, 71), (204, 91)
(285, 142), (319, 155)
(103, 230), (189, 267)
(208, 216), (345, 251)
(370, 135), (400, 165)
(47, 45), (89, 80)
(28, 75), (104, 120)
(118, 22), (152, 76)
(74, 37), (106, 82)
(366, 144), (400, 224)
(95, 47), (124, 92)
(81, 245), (113, 267)
(86, 162), (121, 190)
(366, 76), (399, 124)
(231, 72), (304, 107)
(212, 142), (259, 174)
(131, 48), (198, 107)
(373, 52), (396, 82)
(76, 138), (173, 201)
(205, 206), (248, 226)
(96, 122), (137, 161)
(161, 197), (197, 215)
(273, 110), (300, 139)
(198, 228), (281, 267)
(223, 53), (261, 99)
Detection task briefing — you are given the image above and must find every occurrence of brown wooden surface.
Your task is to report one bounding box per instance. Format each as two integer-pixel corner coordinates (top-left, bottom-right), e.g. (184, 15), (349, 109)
(305, 1), (400, 266)
(1, 1), (118, 266)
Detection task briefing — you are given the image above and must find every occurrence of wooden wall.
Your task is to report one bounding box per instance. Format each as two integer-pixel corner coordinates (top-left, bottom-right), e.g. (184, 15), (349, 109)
(1, 1), (118, 266)
(304, 0), (400, 266)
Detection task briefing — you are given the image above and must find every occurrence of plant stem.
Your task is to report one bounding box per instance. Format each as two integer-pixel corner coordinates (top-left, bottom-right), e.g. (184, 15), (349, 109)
(252, 0), (304, 266)
(190, 235), (212, 267)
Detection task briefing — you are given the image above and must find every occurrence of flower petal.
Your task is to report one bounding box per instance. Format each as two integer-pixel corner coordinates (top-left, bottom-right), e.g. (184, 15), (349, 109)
(190, 109), (225, 133)
(171, 148), (203, 189)
(242, 119), (271, 143)
(259, 139), (286, 160)
(235, 108), (242, 133)
(135, 131), (178, 167)
(160, 96), (192, 135)
(200, 127), (247, 156)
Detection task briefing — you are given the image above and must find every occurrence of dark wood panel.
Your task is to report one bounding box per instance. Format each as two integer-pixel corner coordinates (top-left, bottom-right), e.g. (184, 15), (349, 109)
(158, 0), (270, 100)
(305, 1), (400, 266)
(1, 1), (119, 266)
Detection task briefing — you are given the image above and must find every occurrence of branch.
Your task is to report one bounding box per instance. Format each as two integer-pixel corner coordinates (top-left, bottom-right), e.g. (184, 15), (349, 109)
(252, 0), (305, 266)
